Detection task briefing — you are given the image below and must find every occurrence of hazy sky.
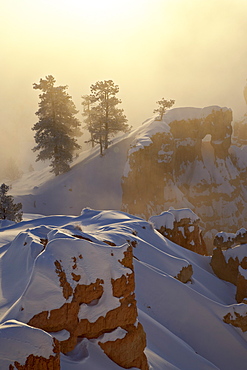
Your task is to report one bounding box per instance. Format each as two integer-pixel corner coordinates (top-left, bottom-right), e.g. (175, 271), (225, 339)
(1, 0), (247, 169)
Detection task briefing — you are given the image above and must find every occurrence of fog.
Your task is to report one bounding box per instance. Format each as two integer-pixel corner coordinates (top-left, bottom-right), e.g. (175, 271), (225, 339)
(1, 0), (247, 174)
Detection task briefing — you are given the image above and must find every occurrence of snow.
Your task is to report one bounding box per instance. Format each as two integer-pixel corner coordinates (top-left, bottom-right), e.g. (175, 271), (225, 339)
(239, 266), (247, 279)
(0, 320), (55, 367)
(8, 105), (236, 223)
(149, 208), (199, 230)
(0, 209), (246, 369)
(2, 234), (131, 325)
(224, 244), (247, 263)
(149, 211), (175, 230)
(50, 329), (70, 341)
(1, 106), (247, 369)
(215, 231), (236, 243)
(236, 228), (247, 237)
(123, 107), (226, 178)
(162, 106), (229, 124)
(130, 117), (171, 153)
(98, 327), (128, 343)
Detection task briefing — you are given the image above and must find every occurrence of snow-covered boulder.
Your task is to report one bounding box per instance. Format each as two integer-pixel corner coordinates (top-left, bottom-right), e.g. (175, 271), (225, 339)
(2, 225), (148, 370)
(149, 208), (207, 255)
(210, 243), (247, 302)
(0, 320), (60, 369)
(214, 228), (247, 249)
(2, 209), (247, 369)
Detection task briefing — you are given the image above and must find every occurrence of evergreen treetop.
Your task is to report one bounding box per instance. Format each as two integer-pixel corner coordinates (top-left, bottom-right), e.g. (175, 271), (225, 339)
(153, 98), (175, 120)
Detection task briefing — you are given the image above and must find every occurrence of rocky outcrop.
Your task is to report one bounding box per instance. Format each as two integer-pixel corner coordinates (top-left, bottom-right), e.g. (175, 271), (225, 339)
(210, 244), (247, 302)
(122, 127), (178, 220)
(214, 228), (247, 249)
(210, 247), (240, 285)
(2, 229), (148, 370)
(223, 311), (247, 332)
(122, 106), (247, 250)
(232, 114), (247, 146)
(236, 268), (247, 303)
(99, 323), (148, 370)
(0, 320), (60, 370)
(175, 265), (193, 283)
(150, 208), (207, 255)
(9, 341), (59, 370)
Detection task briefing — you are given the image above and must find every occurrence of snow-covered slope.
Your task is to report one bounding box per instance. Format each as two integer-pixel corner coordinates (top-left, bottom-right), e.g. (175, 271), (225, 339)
(0, 209), (247, 369)
(9, 106), (247, 250)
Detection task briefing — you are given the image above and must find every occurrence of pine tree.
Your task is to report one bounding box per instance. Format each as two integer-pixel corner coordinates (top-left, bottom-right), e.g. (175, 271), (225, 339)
(81, 94), (97, 148)
(82, 80), (130, 155)
(32, 75), (82, 175)
(0, 183), (23, 222)
(153, 98), (175, 120)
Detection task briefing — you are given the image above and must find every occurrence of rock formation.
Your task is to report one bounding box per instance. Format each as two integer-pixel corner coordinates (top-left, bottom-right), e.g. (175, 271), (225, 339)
(232, 115), (247, 146)
(223, 310), (247, 332)
(214, 228), (247, 249)
(0, 320), (60, 370)
(236, 267), (247, 303)
(175, 265), (193, 283)
(210, 244), (247, 302)
(150, 208), (207, 255)
(1, 227), (148, 370)
(122, 106), (247, 251)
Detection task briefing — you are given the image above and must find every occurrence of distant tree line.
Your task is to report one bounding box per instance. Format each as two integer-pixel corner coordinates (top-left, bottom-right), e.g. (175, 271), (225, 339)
(32, 75), (175, 176)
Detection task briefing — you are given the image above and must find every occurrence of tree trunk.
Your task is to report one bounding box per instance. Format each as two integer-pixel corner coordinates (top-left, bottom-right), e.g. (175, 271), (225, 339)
(104, 92), (109, 150)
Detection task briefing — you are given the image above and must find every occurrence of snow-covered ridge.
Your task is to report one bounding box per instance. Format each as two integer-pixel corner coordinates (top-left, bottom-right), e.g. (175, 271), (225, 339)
(150, 207), (200, 230)
(7, 105), (247, 254)
(128, 106), (229, 157)
(0, 209), (247, 369)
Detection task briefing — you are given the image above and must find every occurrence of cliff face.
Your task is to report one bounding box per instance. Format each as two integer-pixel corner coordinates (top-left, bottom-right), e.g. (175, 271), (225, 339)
(1, 225), (148, 370)
(122, 107), (247, 249)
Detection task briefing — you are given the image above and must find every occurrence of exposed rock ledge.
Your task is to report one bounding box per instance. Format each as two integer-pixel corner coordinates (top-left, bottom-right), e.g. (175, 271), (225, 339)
(150, 208), (207, 255)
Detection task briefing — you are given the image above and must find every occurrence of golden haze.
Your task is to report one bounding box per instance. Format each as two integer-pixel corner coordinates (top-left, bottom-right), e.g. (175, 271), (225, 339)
(1, 0), (247, 169)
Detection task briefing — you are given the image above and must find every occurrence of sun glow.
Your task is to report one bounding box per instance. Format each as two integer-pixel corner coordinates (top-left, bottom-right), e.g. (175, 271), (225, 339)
(65, 0), (151, 31)
(76, 0), (148, 18)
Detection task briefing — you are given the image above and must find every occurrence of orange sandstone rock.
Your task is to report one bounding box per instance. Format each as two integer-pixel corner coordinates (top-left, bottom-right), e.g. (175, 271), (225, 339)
(175, 264), (193, 283)
(26, 241), (148, 369)
(9, 338), (60, 370)
(99, 323), (148, 370)
(210, 247), (239, 285)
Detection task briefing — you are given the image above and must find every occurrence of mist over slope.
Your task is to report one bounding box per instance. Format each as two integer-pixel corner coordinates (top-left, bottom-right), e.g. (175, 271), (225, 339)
(11, 106), (247, 247)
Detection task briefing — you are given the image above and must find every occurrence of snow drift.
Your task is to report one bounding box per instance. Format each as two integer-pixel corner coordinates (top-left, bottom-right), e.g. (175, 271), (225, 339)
(0, 209), (247, 369)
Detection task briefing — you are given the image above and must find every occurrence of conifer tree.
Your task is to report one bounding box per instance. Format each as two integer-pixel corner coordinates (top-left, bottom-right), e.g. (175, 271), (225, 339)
(153, 98), (175, 120)
(82, 80), (130, 155)
(0, 183), (23, 222)
(81, 94), (97, 148)
(32, 75), (82, 175)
